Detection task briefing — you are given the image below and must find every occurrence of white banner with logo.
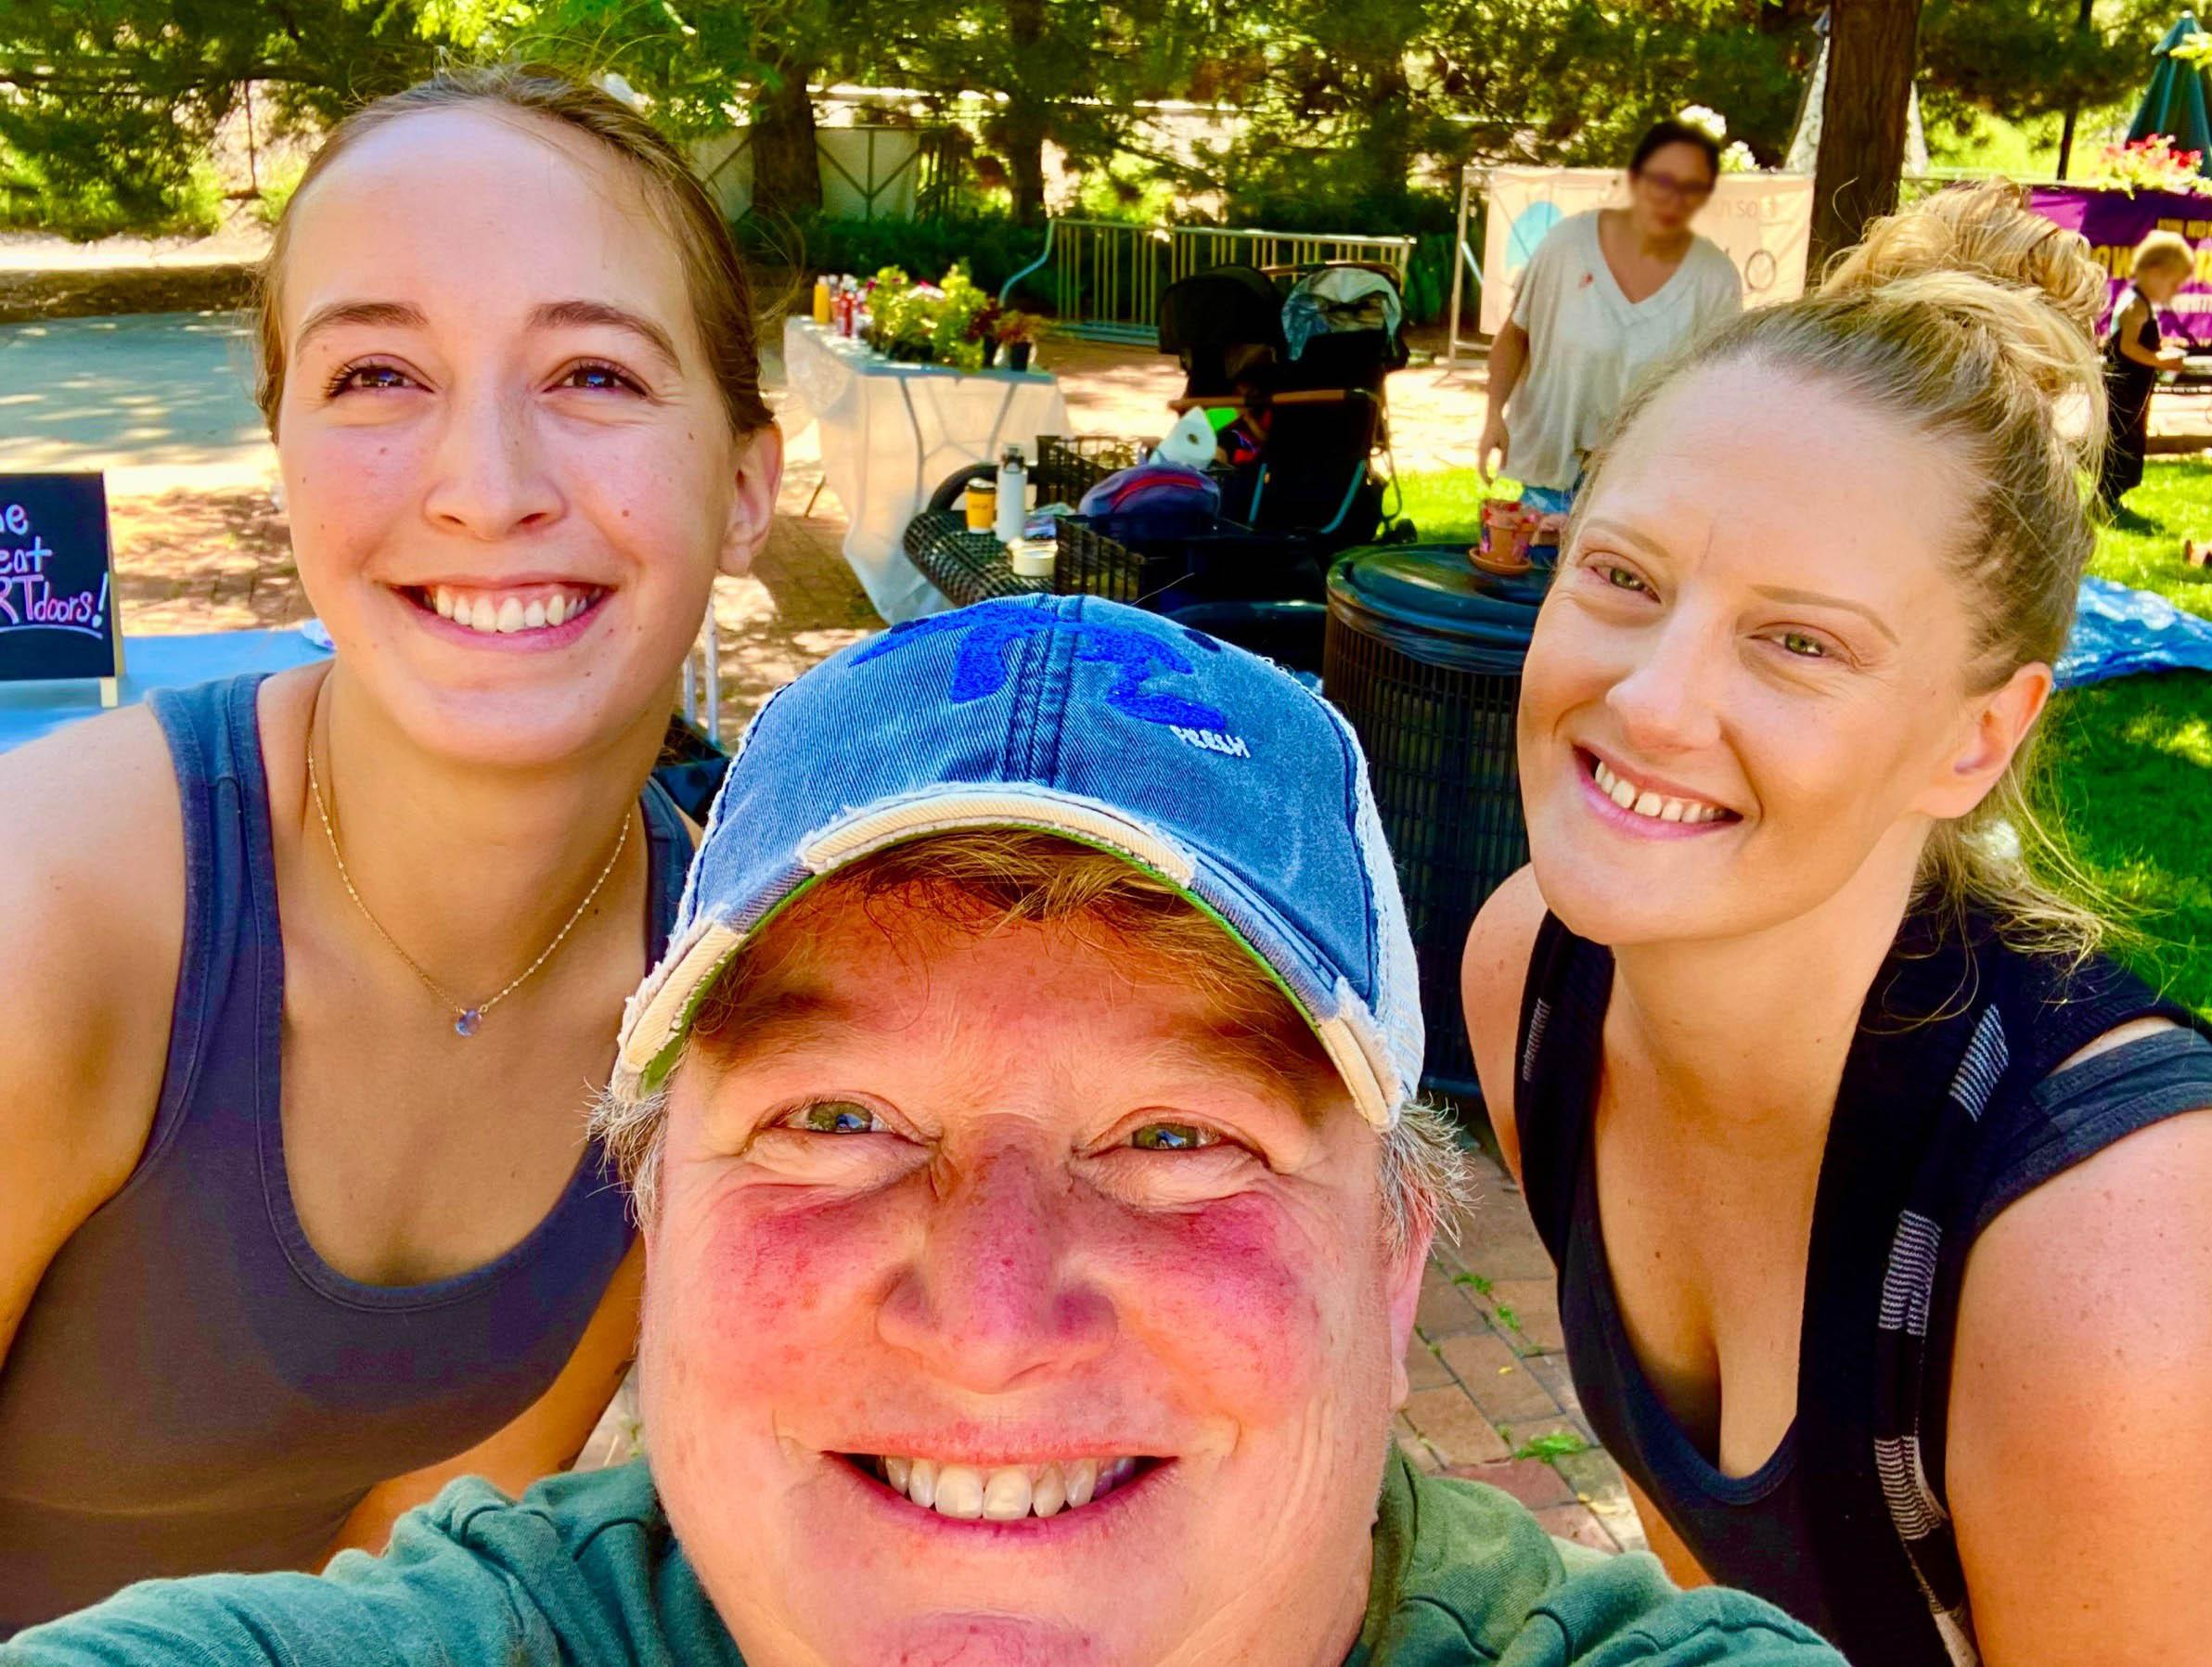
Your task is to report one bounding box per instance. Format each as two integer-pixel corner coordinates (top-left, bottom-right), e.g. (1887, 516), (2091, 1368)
(1479, 167), (1815, 336)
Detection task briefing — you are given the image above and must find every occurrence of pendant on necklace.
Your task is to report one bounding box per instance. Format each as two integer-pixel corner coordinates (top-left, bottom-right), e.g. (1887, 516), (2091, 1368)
(455, 1008), (482, 1038)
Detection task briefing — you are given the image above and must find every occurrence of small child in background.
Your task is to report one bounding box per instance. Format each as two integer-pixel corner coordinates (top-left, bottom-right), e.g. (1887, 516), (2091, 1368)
(1214, 342), (1276, 468)
(2100, 229), (2194, 509)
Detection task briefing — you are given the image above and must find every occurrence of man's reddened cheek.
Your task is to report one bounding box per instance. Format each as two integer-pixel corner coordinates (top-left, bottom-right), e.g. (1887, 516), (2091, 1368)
(677, 1189), (905, 1350)
(1113, 1197), (1334, 1390)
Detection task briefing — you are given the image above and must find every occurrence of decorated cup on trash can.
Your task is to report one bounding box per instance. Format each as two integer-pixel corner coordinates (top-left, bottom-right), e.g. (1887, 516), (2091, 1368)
(1474, 498), (1533, 575)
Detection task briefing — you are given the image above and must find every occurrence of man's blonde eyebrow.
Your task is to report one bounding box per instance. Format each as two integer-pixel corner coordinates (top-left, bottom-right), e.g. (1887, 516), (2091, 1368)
(1141, 1026), (1344, 1127)
(693, 983), (862, 1064)
(692, 980), (1341, 1122)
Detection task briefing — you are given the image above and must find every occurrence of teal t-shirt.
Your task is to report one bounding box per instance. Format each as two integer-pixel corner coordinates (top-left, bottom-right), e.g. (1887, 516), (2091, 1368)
(5, 1455), (1840, 1666)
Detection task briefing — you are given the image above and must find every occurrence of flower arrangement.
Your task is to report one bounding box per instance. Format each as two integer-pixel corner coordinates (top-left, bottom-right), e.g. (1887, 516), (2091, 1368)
(994, 310), (1048, 370)
(1719, 140), (1758, 173)
(2092, 135), (2212, 198)
(964, 295), (1005, 365)
(861, 264), (1005, 367)
(928, 268), (994, 370)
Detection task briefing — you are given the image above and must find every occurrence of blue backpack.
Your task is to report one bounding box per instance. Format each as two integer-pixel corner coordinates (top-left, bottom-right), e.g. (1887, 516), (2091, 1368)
(1076, 463), (1221, 540)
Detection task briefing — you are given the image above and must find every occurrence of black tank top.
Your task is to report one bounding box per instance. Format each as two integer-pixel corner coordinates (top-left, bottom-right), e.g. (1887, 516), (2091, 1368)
(1516, 909), (2212, 1665)
(2104, 283), (2163, 414)
(0, 675), (689, 1633)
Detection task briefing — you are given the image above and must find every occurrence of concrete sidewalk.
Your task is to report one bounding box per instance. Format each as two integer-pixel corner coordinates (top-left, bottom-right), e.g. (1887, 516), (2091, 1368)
(0, 313), (270, 494)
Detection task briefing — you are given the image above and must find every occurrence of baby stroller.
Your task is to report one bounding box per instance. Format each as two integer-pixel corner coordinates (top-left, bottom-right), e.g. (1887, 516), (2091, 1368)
(902, 261), (1410, 625)
(1039, 260), (1412, 622)
(1154, 261), (1409, 549)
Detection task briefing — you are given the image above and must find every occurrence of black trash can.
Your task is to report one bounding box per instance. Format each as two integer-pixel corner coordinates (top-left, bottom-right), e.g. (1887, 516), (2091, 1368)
(1322, 546), (1543, 1100)
(1166, 600), (1327, 679)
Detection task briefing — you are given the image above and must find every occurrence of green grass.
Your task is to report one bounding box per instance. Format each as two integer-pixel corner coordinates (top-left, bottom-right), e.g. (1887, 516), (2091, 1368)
(1914, 100), (2141, 183)
(2046, 458), (2212, 1015)
(1396, 460), (2212, 1017)
(1396, 469), (1516, 532)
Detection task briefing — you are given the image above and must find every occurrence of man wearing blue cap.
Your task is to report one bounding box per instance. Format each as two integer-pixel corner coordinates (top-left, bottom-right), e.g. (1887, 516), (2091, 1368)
(9, 597), (1839, 1667)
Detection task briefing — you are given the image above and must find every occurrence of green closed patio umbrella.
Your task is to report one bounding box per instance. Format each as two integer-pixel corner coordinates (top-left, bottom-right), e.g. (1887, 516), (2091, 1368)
(2128, 12), (2212, 176)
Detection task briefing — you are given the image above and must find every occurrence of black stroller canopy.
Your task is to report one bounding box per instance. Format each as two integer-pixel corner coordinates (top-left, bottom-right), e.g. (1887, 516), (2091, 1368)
(1158, 264), (1285, 358)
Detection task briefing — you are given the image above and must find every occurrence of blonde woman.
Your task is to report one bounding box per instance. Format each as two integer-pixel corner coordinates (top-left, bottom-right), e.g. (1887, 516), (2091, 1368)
(0, 67), (780, 1630)
(1464, 184), (2212, 1666)
(2100, 227), (2193, 507)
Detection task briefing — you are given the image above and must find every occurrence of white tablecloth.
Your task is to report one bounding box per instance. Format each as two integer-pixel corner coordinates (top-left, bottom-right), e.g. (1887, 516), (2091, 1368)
(780, 318), (1073, 622)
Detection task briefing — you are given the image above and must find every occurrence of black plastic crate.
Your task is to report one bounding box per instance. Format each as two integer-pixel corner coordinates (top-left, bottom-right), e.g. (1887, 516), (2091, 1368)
(1052, 519), (1183, 605)
(1052, 519), (1328, 611)
(1032, 435), (1144, 508)
(1165, 600), (1327, 676)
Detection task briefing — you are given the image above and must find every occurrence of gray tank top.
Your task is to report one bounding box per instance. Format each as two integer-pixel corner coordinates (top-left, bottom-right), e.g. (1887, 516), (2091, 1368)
(0, 674), (688, 1634)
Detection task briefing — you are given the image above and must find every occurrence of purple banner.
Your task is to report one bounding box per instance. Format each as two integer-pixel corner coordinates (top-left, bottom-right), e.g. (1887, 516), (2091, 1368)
(2028, 185), (2212, 349)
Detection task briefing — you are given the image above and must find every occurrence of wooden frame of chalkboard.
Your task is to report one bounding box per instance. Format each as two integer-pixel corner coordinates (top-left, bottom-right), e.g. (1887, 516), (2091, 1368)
(0, 472), (124, 706)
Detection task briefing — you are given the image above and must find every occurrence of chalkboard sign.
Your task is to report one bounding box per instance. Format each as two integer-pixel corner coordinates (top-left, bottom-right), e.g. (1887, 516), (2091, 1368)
(0, 473), (123, 689)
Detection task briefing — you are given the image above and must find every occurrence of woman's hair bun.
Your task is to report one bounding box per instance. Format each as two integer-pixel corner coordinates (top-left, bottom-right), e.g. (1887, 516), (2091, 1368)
(1816, 180), (2106, 400)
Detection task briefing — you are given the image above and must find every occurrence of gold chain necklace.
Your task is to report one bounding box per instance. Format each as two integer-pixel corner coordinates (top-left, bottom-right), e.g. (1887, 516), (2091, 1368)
(305, 725), (631, 1039)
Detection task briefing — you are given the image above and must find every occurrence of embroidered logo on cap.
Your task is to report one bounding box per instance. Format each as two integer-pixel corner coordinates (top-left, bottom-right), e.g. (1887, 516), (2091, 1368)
(854, 601), (1232, 734)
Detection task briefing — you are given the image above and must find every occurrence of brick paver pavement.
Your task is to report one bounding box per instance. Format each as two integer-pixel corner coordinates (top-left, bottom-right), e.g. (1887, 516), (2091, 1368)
(1405, 1150), (1647, 1554)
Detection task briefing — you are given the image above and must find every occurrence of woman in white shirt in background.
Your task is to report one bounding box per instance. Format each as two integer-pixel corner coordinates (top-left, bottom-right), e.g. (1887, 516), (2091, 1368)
(1477, 120), (1743, 518)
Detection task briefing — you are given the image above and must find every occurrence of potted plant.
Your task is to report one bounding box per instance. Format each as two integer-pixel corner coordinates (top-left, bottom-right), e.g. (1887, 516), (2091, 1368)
(930, 267), (993, 370)
(871, 272), (945, 364)
(996, 311), (1048, 372)
(966, 297), (1005, 368)
(860, 266), (907, 357)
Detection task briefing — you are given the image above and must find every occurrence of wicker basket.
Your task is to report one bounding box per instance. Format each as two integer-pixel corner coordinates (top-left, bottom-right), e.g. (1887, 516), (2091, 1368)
(903, 510), (1048, 606)
(1052, 519), (1182, 605)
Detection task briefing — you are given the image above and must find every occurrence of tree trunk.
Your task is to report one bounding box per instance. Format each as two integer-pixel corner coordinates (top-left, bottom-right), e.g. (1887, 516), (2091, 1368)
(1004, 0), (1050, 225)
(1809, 0), (1923, 271)
(2054, 0), (2097, 180)
(752, 71), (821, 220)
(1359, 55), (1417, 205)
(1004, 101), (1049, 224)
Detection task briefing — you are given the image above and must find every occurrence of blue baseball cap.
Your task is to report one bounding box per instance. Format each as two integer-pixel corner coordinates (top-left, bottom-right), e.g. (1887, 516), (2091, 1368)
(614, 595), (1422, 1129)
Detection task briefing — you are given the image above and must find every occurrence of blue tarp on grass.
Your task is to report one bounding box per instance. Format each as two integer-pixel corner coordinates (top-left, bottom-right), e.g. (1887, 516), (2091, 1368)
(2057, 575), (2212, 689)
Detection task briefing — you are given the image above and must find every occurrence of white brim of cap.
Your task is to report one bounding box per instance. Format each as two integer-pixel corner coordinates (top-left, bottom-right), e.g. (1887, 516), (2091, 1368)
(613, 788), (1399, 1130)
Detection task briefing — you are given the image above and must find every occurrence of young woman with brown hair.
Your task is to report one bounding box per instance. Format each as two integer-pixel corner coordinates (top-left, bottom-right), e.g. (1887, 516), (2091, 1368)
(0, 66), (780, 1630)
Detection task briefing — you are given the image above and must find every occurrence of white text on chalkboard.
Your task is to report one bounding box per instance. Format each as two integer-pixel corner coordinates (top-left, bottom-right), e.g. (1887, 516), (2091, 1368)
(0, 501), (108, 636)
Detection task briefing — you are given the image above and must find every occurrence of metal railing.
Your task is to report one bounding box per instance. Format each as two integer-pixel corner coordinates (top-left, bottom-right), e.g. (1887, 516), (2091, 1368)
(1002, 220), (1420, 343)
